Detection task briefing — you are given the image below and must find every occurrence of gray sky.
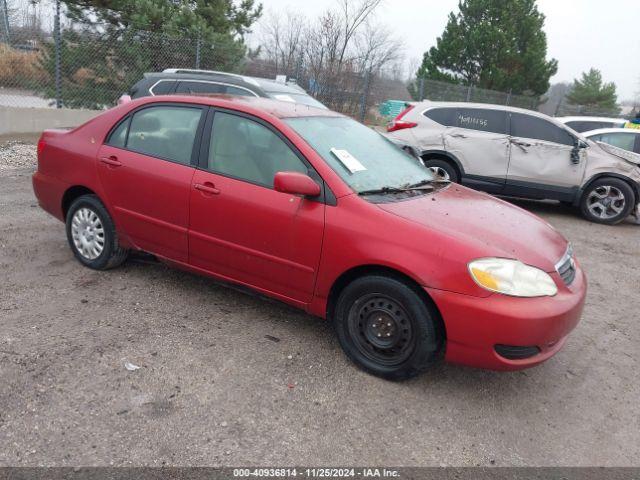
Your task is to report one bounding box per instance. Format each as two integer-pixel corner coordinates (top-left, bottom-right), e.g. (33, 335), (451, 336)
(254, 0), (640, 101)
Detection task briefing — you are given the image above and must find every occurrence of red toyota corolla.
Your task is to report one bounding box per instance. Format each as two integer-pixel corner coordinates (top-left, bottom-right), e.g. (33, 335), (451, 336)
(33, 95), (587, 380)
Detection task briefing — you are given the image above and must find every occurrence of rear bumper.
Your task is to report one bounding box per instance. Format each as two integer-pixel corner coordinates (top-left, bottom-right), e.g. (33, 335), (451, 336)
(426, 264), (587, 371)
(32, 171), (66, 221)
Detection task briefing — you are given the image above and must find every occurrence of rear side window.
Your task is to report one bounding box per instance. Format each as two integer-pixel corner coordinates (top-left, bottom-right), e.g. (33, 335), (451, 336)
(126, 106), (202, 164)
(635, 135), (640, 154)
(423, 108), (456, 127)
(456, 108), (508, 134)
(107, 117), (129, 148)
(225, 85), (255, 97)
(176, 81), (226, 95)
(149, 80), (176, 95)
(511, 113), (575, 146)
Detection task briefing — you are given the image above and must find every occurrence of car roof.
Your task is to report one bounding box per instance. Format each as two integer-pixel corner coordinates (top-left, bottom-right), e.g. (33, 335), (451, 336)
(142, 70), (307, 95)
(412, 100), (569, 128)
(583, 128), (640, 136)
(136, 94), (342, 119)
(556, 116), (627, 123)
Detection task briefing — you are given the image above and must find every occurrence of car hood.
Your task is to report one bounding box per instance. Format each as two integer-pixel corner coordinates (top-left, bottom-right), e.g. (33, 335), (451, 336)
(377, 184), (568, 272)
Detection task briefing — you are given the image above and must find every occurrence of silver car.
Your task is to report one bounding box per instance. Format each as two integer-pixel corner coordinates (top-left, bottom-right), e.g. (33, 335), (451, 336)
(386, 101), (640, 225)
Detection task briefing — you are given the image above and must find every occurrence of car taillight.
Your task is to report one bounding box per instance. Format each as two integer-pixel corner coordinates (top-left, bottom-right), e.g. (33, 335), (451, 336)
(37, 137), (46, 157)
(387, 105), (418, 132)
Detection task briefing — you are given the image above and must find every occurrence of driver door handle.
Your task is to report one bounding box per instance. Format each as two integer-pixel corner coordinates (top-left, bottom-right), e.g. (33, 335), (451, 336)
(194, 182), (220, 195)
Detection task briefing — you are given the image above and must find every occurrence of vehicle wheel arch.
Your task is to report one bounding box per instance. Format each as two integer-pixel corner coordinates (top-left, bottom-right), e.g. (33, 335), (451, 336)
(61, 185), (97, 218)
(326, 264), (446, 339)
(579, 173), (639, 206)
(420, 150), (464, 179)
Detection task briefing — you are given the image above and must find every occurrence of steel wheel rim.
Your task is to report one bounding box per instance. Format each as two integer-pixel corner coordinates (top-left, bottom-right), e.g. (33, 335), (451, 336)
(347, 294), (415, 367)
(586, 185), (626, 220)
(71, 207), (105, 260)
(428, 166), (450, 181)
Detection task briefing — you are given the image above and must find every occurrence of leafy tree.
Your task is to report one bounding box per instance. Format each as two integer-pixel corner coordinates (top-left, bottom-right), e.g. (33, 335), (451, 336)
(414, 0), (557, 97)
(39, 0), (262, 108)
(566, 68), (619, 114)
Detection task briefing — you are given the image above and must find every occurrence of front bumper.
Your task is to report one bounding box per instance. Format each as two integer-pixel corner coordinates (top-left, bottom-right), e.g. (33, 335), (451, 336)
(426, 263), (587, 371)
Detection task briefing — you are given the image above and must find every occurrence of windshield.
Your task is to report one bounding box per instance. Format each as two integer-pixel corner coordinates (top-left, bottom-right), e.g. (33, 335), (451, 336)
(285, 116), (433, 194)
(267, 92), (328, 109)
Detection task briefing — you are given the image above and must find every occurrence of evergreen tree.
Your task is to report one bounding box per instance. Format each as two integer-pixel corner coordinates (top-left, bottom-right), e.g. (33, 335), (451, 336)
(566, 68), (619, 114)
(415, 0), (557, 96)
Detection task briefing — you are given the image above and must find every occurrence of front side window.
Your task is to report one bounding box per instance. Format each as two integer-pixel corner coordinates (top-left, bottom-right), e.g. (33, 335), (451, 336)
(208, 112), (307, 187)
(511, 113), (575, 146)
(127, 106), (202, 164)
(285, 116), (433, 194)
(594, 132), (637, 152)
(456, 108), (508, 135)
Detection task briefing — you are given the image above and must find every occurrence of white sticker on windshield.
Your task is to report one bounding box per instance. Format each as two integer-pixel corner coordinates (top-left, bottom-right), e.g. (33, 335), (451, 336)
(330, 148), (367, 173)
(273, 94), (296, 103)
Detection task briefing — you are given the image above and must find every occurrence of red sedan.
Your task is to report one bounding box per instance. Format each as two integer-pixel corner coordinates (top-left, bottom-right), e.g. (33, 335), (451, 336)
(32, 95), (586, 380)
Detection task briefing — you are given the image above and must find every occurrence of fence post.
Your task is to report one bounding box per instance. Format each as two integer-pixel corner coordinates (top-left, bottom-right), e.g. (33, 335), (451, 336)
(419, 77), (425, 101)
(1, 0), (10, 44)
(359, 70), (371, 123)
(466, 85), (472, 102)
(54, 0), (62, 109)
(195, 32), (201, 69)
(506, 89), (512, 106)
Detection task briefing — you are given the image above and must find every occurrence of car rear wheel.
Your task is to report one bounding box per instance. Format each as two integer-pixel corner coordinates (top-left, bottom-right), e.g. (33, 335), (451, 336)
(580, 178), (635, 225)
(65, 194), (129, 270)
(422, 159), (459, 183)
(332, 275), (443, 380)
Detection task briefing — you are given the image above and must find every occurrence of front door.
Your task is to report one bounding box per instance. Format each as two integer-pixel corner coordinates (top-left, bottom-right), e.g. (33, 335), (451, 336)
(97, 104), (205, 262)
(505, 112), (586, 201)
(443, 107), (510, 193)
(188, 110), (325, 304)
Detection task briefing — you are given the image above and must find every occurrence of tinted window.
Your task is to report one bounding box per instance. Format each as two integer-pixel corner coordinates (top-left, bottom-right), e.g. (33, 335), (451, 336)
(127, 106), (202, 164)
(176, 81), (226, 95)
(424, 108), (456, 127)
(225, 85), (255, 97)
(565, 121), (623, 133)
(208, 112), (307, 187)
(635, 136), (640, 154)
(149, 80), (176, 95)
(107, 117), (129, 148)
(456, 108), (508, 134)
(511, 113), (574, 146)
(594, 132), (637, 152)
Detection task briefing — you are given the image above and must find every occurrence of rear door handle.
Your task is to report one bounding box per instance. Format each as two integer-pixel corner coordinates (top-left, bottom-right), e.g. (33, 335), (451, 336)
(194, 182), (220, 195)
(100, 156), (122, 167)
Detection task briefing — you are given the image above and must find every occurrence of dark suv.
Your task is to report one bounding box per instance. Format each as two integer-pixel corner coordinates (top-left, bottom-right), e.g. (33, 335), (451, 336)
(128, 69), (327, 109)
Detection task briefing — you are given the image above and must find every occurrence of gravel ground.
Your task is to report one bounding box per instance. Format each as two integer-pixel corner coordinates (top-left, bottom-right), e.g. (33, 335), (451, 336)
(0, 142), (37, 170)
(1, 140), (639, 467)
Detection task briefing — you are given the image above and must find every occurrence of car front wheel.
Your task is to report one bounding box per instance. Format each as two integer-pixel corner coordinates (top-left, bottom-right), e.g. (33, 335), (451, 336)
(333, 275), (444, 380)
(580, 178), (635, 225)
(65, 194), (129, 270)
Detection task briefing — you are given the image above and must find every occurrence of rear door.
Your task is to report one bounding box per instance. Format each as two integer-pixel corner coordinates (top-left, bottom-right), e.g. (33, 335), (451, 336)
(443, 107), (510, 193)
(97, 103), (205, 262)
(188, 109), (325, 304)
(505, 113), (585, 200)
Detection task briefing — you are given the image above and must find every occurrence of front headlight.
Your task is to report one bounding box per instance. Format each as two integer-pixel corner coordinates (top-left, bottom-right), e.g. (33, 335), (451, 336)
(468, 258), (558, 297)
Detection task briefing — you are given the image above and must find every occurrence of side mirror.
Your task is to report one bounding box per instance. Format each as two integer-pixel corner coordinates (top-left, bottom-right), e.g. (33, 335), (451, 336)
(274, 171), (321, 197)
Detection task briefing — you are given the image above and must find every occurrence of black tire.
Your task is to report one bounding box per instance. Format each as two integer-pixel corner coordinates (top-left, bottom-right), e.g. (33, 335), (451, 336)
(422, 158), (459, 183)
(580, 178), (635, 225)
(65, 194), (128, 270)
(332, 275), (444, 381)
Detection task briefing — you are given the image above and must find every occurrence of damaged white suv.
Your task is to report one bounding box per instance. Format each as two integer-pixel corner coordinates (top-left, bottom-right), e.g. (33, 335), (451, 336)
(386, 101), (640, 225)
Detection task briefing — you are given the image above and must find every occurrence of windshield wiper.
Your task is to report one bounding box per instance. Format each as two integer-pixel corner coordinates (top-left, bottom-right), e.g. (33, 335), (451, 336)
(358, 183), (436, 196)
(406, 178), (451, 188)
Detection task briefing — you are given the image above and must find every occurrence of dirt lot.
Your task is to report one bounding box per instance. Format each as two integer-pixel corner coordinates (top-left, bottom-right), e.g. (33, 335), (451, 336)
(1, 139), (639, 467)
